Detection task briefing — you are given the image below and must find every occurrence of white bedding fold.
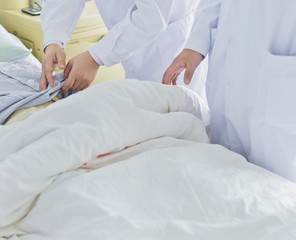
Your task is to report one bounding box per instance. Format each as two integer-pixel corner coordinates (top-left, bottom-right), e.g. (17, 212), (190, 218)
(1, 80), (296, 240)
(12, 138), (296, 240)
(0, 80), (208, 230)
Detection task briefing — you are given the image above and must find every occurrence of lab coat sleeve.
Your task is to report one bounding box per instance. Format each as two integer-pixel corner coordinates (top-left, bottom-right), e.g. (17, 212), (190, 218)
(40, 0), (90, 49)
(185, 0), (221, 57)
(89, 0), (176, 67)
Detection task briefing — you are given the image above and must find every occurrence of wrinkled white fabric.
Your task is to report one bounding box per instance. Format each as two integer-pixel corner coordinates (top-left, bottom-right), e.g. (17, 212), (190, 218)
(1, 80), (296, 240)
(18, 141), (296, 240)
(0, 79), (208, 232)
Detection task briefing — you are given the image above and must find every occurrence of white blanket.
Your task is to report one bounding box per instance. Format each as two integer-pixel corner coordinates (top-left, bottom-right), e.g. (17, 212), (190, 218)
(1, 80), (296, 240)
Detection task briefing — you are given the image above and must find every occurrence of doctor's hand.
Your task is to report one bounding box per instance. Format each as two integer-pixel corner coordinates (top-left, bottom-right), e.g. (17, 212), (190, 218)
(162, 49), (204, 86)
(61, 51), (100, 92)
(40, 44), (66, 91)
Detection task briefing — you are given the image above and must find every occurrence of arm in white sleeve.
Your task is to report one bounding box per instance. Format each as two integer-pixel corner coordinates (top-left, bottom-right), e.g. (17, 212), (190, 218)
(41, 0), (89, 50)
(185, 0), (222, 57)
(43, 41), (63, 53)
(89, 0), (176, 67)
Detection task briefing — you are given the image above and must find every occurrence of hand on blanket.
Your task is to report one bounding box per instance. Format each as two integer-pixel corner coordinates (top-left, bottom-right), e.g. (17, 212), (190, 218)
(40, 44), (66, 91)
(61, 51), (100, 91)
(162, 49), (204, 86)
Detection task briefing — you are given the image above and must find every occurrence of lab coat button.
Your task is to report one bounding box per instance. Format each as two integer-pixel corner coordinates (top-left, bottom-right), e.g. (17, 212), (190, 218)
(27, 79), (35, 85)
(228, 38), (235, 48)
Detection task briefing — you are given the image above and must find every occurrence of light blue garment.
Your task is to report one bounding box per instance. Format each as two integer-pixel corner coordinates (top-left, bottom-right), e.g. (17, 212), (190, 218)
(0, 60), (71, 124)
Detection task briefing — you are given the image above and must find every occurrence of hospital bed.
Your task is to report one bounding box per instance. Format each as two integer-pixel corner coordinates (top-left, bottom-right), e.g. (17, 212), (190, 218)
(1, 27), (296, 240)
(0, 0), (126, 86)
(0, 23), (124, 125)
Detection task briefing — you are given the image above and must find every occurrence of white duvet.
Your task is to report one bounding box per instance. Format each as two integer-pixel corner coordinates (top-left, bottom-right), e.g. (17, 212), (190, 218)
(1, 80), (296, 240)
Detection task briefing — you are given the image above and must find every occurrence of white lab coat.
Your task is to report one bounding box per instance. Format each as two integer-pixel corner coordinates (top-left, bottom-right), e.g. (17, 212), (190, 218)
(186, 0), (296, 181)
(41, 0), (207, 94)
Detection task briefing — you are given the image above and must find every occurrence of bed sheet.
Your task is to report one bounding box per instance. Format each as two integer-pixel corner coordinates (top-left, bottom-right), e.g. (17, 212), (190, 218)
(0, 80), (296, 240)
(2, 101), (52, 126)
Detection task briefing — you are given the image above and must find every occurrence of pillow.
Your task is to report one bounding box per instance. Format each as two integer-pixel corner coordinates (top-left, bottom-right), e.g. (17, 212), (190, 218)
(9, 33), (42, 68)
(0, 24), (31, 62)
